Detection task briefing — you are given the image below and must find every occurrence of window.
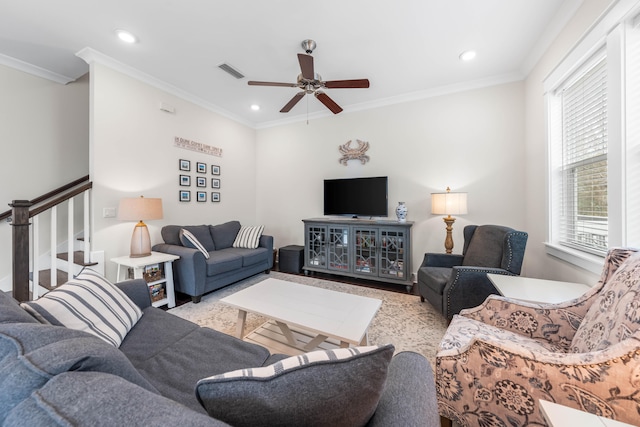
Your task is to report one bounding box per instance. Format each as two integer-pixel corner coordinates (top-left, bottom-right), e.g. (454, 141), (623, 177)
(545, 1), (640, 273)
(559, 56), (608, 255)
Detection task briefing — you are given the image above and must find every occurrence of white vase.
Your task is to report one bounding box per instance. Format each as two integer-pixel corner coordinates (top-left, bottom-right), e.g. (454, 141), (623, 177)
(395, 202), (407, 222)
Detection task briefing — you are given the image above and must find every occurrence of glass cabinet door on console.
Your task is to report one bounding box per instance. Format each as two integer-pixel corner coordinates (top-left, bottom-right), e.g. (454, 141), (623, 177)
(379, 228), (407, 280)
(306, 224), (327, 269)
(303, 218), (412, 291)
(327, 226), (350, 272)
(353, 227), (378, 277)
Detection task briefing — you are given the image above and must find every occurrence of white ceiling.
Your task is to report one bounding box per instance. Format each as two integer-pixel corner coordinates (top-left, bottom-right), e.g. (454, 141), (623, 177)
(0, 0), (581, 128)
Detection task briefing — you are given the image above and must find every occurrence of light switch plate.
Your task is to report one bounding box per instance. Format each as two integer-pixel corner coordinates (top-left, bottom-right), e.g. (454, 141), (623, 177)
(103, 207), (116, 218)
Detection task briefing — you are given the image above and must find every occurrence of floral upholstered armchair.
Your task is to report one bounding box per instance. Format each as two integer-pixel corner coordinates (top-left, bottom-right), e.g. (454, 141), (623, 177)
(435, 247), (640, 426)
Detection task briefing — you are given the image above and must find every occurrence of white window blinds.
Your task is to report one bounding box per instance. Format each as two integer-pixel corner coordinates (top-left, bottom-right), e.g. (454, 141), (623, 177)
(559, 56), (608, 254)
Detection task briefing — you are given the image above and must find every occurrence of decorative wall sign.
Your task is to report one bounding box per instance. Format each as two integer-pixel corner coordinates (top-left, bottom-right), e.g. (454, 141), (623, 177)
(339, 140), (370, 165)
(175, 136), (222, 157)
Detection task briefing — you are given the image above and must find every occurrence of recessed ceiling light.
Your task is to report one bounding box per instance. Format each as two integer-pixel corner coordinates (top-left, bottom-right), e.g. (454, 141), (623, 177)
(250, 104), (260, 111)
(459, 50), (476, 61)
(116, 30), (137, 44)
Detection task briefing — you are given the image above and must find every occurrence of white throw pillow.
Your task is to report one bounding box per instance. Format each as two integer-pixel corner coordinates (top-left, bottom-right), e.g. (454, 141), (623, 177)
(21, 269), (143, 347)
(179, 228), (210, 259)
(232, 225), (264, 249)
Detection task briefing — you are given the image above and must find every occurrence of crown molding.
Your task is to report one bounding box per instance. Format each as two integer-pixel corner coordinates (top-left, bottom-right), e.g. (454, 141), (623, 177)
(75, 47), (255, 128)
(255, 72), (525, 130)
(0, 53), (76, 85)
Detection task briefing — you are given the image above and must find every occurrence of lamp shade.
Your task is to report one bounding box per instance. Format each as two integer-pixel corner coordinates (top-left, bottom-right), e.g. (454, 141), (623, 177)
(118, 196), (163, 221)
(118, 196), (163, 258)
(431, 188), (468, 216)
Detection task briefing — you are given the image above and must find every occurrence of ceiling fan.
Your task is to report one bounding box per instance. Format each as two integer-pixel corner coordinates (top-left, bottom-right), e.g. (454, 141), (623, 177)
(248, 39), (370, 114)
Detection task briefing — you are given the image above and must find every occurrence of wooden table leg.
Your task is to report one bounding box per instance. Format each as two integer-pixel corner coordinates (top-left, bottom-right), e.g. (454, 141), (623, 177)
(236, 310), (247, 339)
(275, 321), (297, 347)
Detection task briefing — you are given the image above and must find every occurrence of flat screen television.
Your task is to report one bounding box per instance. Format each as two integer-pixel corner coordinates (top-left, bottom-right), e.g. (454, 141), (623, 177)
(323, 176), (388, 217)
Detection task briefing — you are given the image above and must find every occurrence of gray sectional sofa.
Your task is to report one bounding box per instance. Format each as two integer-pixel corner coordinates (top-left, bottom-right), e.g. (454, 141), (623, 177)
(153, 221), (273, 303)
(0, 278), (440, 426)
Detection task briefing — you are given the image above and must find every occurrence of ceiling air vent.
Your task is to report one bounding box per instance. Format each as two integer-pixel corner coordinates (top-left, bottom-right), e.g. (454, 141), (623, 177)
(218, 63), (245, 79)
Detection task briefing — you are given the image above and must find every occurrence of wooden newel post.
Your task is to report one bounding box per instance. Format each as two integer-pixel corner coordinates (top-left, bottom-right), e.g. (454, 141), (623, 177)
(10, 200), (32, 302)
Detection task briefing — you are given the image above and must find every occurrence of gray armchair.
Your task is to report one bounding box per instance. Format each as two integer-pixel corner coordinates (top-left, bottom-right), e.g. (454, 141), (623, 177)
(417, 224), (527, 320)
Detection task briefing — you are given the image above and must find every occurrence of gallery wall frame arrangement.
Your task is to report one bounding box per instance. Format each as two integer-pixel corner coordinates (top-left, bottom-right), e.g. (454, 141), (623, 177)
(178, 158), (222, 202)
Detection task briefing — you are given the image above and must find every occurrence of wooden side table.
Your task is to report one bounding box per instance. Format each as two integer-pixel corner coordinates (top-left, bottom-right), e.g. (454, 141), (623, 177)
(111, 251), (179, 308)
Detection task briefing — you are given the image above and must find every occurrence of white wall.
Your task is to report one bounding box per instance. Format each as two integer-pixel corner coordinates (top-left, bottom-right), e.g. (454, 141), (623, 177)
(89, 64), (257, 281)
(256, 81), (527, 278)
(0, 65), (89, 291)
(523, 0), (614, 284)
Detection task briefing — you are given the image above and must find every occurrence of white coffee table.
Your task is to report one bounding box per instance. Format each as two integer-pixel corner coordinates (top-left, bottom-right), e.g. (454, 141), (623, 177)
(487, 273), (591, 304)
(220, 278), (382, 352)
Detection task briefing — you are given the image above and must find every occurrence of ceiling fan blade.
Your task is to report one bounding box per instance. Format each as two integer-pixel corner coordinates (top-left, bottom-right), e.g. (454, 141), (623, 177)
(280, 92), (306, 113)
(298, 54), (314, 80)
(248, 81), (298, 87)
(315, 92), (343, 114)
(324, 79), (370, 89)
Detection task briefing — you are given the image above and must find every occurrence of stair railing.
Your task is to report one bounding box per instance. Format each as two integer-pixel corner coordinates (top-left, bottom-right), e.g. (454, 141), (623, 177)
(1, 176), (92, 302)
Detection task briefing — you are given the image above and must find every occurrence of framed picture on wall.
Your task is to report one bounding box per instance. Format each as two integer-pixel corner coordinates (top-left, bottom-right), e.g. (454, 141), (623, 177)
(179, 159), (191, 171)
(179, 190), (191, 202)
(197, 162), (207, 174)
(179, 175), (191, 186)
(196, 177), (206, 187)
(211, 192), (220, 202)
(211, 165), (221, 175)
(211, 178), (220, 189)
(197, 191), (207, 202)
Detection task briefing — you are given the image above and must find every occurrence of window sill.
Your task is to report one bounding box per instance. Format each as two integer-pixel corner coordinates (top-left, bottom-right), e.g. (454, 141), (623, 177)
(544, 243), (605, 275)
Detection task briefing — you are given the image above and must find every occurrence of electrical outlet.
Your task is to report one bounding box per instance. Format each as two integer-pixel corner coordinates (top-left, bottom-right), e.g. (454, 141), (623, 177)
(103, 207), (116, 218)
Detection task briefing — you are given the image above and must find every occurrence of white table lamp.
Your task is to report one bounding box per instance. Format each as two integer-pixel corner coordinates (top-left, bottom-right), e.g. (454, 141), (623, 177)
(431, 187), (468, 254)
(118, 196), (163, 258)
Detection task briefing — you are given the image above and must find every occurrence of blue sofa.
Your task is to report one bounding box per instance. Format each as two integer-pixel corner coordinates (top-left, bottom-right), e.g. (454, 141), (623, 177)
(153, 221), (273, 303)
(0, 279), (440, 426)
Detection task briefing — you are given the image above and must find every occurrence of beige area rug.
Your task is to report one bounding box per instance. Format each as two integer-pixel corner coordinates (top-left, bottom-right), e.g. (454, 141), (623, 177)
(167, 271), (448, 366)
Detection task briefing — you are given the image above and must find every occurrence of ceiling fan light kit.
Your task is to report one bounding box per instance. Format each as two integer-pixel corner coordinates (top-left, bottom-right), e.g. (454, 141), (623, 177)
(247, 39), (369, 115)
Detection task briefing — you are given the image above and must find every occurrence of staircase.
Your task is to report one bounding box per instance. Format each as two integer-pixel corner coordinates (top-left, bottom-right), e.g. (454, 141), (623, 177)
(1, 176), (95, 301)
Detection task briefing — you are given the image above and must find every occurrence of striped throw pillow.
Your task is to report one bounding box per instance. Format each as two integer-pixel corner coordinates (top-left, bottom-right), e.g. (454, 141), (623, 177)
(196, 344), (394, 426)
(179, 228), (210, 259)
(232, 225), (264, 249)
(20, 269), (143, 347)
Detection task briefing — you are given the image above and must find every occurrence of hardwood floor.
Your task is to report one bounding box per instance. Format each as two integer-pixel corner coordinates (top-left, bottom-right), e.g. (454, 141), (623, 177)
(171, 263), (419, 308)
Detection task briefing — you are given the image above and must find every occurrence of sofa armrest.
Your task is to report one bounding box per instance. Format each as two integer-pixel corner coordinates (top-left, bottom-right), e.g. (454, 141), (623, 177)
(444, 266), (510, 320)
(366, 351), (439, 427)
(115, 279), (152, 310)
(259, 235), (274, 269)
(153, 243), (207, 297)
(421, 253), (464, 268)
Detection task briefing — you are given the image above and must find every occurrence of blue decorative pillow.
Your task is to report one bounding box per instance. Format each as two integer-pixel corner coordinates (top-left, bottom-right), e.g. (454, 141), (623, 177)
(0, 323), (158, 419)
(196, 344), (394, 427)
